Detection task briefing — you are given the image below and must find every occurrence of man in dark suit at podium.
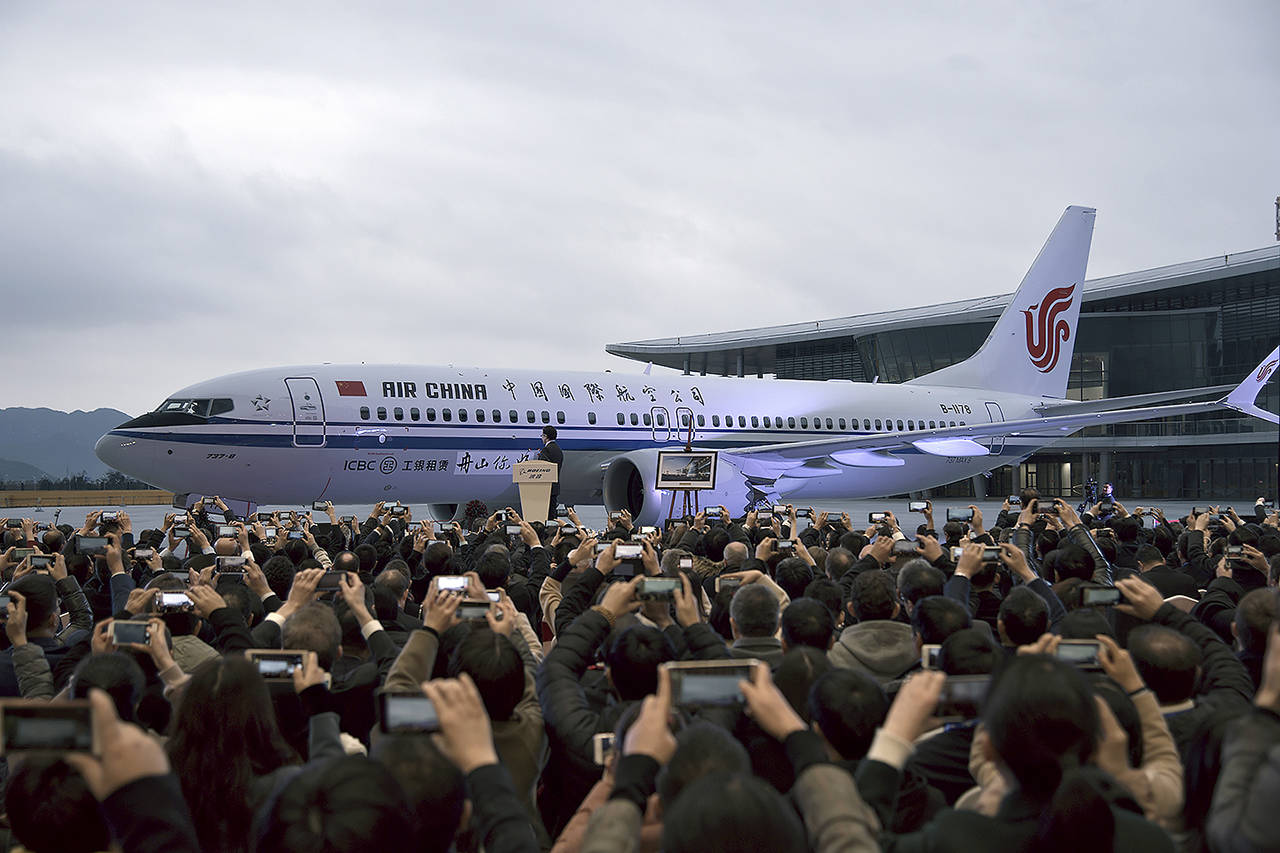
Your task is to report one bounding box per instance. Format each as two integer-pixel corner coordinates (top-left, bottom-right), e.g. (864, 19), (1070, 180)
(536, 425), (564, 520)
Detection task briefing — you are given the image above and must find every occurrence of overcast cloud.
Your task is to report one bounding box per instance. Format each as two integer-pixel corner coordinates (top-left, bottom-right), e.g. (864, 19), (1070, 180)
(2, 0), (1277, 415)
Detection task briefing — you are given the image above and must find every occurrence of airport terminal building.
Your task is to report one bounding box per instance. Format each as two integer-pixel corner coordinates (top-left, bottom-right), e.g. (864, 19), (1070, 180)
(608, 246), (1280, 501)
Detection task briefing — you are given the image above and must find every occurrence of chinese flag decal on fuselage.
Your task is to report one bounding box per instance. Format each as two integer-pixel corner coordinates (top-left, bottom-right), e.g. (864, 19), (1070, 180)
(335, 381), (367, 397)
(1022, 284), (1076, 373)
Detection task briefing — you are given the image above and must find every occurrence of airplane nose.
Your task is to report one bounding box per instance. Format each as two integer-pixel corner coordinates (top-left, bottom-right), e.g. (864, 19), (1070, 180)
(95, 431), (137, 475)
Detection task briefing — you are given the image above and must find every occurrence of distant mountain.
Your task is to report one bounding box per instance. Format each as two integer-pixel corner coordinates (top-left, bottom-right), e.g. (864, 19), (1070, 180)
(0, 458), (50, 482)
(0, 408), (132, 481)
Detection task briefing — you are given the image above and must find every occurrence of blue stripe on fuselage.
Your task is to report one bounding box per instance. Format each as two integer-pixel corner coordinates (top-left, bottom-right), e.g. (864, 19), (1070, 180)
(108, 427), (1032, 459)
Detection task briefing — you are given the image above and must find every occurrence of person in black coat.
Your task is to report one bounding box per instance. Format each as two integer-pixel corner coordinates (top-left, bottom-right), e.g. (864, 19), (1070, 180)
(536, 426), (564, 521)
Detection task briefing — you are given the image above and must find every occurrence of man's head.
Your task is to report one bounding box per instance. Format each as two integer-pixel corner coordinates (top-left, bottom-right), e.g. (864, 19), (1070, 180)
(69, 652), (146, 723)
(996, 586), (1048, 646)
(807, 668), (888, 761)
(823, 547), (855, 581)
(722, 541), (748, 570)
(847, 570), (897, 623)
(333, 550), (361, 576)
(1054, 544), (1096, 582)
(257, 756), (412, 853)
(780, 597), (835, 651)
(657, 722), (752, 810)
(802, 577), (843, 627)
(1233, 588), (1278, 654)
(911, 596), (972, 647)
(1136, 544), (1164, 571)
(370, 735), (464, 853)
(606, 625), (676, 700)
(896, 560), (945, 615)
(9, 574), (58, 637)
(1127, 624), (1202, 704)
(937, 628), (1001, 675)
(5, 756), (111, 853)
(446, 627), (524, 721)
(262, 555), (298, 599)
(374, 567), (410, 606)
(774, 558), (814, 602)
(542, 425), (557, 443)
(282, 602), (342, 670)
(475, 550), (511, 589)
(729, 584), (780, 640)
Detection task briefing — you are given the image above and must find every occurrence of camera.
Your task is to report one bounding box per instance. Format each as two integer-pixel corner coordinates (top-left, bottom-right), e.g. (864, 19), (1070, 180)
(908, 501), (929, 513)
(75, 536), (108, 556)
(154, 591), (192, 612)
(247, 650), (307, 680)
(110, 620), (151, 646)
(436, 575), (468, 592)
(505, 524), (523, 536)
(216, 524), (237, 538)
(28, 555), (53, 570)
(99, 512), (119, 523)
(920, 644), (941, 670)
(287, 530), (305, 540)
(715, 575), (743, 593)
(1007, 496), (1021, 506)
(312, 501), (329, 512)
(1080, 585), (1121, 607)
(868, 512), (889, 523)
(891, 539), (918, 556)
(637, 577), (680, 601)
(0, 701), (97, 755)
(679, 557), (693, 571)
(946, 508), (974, 522)
(663, 660), (758, 707)
(1055, 640), (1102, 669)
(1097, 501), (1114, 514)
(592, 732), (615, 766)
(216, 556), (247, 573)
(316, 572), (345, 592)
(134, 548), (155, 560)
(377, 690), (439, 734)
(935, 675), (990, 719)
(457, 600), (492, 620)
(777, 539), (794, 552)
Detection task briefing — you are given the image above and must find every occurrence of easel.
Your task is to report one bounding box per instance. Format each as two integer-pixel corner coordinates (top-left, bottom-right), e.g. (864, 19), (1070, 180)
(665, 422), (700, 524)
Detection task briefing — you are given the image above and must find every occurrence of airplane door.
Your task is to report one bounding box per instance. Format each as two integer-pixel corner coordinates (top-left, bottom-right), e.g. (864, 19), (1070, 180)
(984, 402), (1005, 454)
(675, 406), (695, 444)
(650, 407), (671, 442)
(285, 378), (327, 447)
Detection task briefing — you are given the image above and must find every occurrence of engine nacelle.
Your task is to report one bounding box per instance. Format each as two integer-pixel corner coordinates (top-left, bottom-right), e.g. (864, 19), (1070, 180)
(602, 450), (756, 526)
(425, 503), (460, 522)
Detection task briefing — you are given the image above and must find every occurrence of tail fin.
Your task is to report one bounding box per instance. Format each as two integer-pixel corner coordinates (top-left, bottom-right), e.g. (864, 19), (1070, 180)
(1223, 345), (1280, 424)
(910, 205), (1095, 398)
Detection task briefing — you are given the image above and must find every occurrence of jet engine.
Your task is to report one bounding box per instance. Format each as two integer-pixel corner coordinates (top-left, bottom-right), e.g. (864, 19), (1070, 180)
(602, 450), (757, 526)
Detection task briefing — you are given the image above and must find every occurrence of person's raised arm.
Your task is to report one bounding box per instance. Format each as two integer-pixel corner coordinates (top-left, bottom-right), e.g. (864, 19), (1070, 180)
(426, 674), (539, 853)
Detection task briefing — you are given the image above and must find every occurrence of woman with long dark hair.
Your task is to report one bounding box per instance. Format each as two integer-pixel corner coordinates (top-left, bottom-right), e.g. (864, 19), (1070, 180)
(877, 656), (1175, 852)
(166, 654), (342, 853)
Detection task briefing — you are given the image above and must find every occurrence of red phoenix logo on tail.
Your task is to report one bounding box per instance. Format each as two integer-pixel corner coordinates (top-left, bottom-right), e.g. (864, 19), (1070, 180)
(1258, 360), (1278, 383)
(1022, 284), (1076, 373)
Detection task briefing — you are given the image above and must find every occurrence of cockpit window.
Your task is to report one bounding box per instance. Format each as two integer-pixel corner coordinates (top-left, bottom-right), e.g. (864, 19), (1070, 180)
(155, 398), (233, 418)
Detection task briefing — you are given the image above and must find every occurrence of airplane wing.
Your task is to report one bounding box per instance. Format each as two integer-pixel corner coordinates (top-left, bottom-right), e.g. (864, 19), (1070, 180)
(721, 346), (1279, 475)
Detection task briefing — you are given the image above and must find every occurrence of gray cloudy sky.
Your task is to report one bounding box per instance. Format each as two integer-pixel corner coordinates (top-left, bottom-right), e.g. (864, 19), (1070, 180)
(2, 0), (1277, 416)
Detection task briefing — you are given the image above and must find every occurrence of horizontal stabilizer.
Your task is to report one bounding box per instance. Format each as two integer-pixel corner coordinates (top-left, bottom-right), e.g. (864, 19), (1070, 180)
(912, 437), (991, 457)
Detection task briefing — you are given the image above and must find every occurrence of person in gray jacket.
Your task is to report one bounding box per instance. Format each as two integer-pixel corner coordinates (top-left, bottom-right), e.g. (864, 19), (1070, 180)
(828, 570), (917, 684)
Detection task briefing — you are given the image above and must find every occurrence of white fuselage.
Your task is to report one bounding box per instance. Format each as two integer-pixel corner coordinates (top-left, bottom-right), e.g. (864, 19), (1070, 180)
(95, 364), (1049, 510)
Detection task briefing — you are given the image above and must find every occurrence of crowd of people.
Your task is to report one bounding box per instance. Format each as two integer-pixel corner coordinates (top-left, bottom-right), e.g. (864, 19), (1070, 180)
(0, 488), (1277, 852)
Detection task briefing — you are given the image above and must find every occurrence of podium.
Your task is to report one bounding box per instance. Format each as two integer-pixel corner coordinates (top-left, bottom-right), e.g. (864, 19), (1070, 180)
(513, 460), (558, 524)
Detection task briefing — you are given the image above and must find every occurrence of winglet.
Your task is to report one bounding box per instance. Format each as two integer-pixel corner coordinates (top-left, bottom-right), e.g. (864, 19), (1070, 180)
(1223, 345), (1280, 424)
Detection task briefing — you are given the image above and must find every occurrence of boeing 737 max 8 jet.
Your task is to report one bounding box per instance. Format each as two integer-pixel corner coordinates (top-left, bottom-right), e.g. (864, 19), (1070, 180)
(95, 207), (1279, 523)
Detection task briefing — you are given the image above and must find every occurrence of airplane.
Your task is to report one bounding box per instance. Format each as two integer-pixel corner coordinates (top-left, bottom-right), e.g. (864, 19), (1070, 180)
(94, 206), (1279, 525)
